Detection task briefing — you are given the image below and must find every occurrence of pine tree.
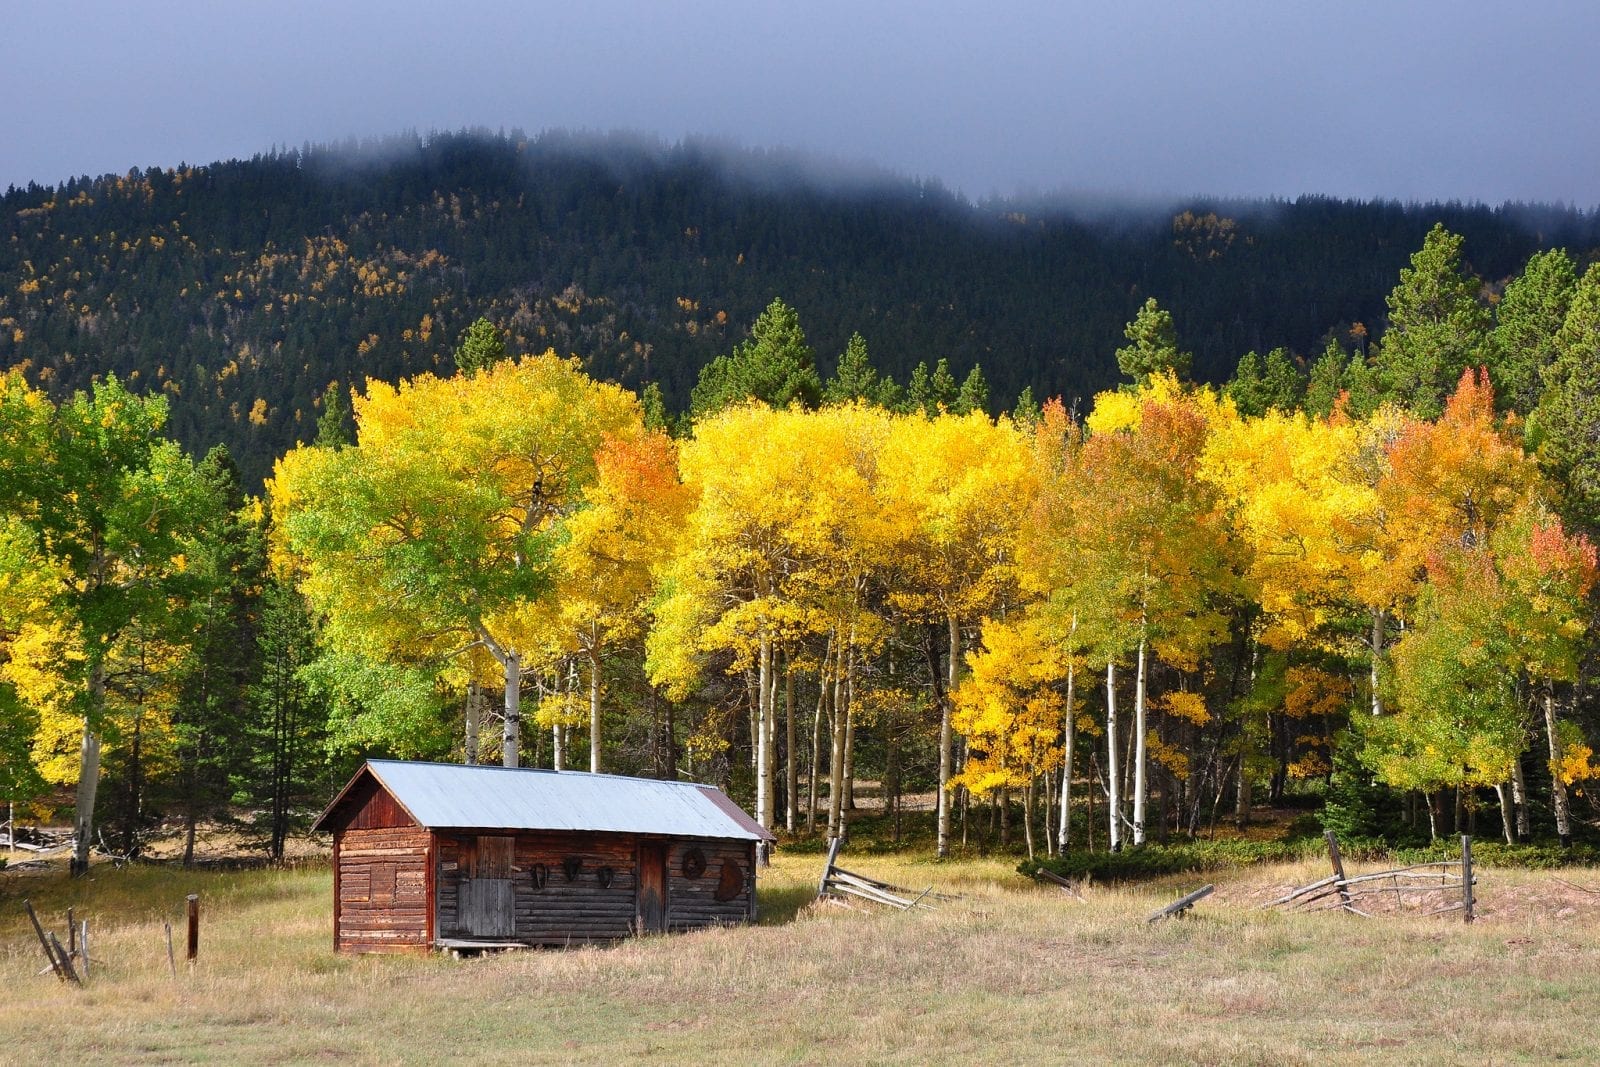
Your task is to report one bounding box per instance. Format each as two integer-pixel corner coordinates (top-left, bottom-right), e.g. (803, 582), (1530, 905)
(315, 382), (351, 448)
(1374, 224), (1491, 418)
(1116, 298), (1191, 385)
(1226, 351), (1267, 417)
(1303, 339), (1347, 418)
(690, 298), (822, 417)
(954, 364), (990, 416)
(1011, 385), (1043, 427)
(823, 332), (883, 406)
(454, 316), (508, 377)
(1491, 248), (1577, 416)
(929, 359), (960, 412)
(1533, 264), (1600, 531)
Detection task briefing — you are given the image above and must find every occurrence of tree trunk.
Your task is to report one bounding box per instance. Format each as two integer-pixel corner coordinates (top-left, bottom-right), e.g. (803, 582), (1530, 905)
(1512, 754), (1530, 841)
(808, 639), (828, 833)
(1235, 755), (1252, 828)
(588, 644), (603, 774)
(465, 681), (480, 765)
(1133, 626), (1149, 847)
(827, 643), (848, 838)
(502, 652), (521, 768)
(70, 657), (108, 877)
(785, 652), (797, 833)
(1058, 646), (1076, 852)
(756, 633), (775, 830)
(937, 615), (959, 858)
(1544, 682), (1573, 847)
(1495, 782), (1514, 845)
(842, 653), (857, 812)
(1369, 610), (1384, 716)
(1106, 661), (1121, 853)
(1023, 778), (1036, 861)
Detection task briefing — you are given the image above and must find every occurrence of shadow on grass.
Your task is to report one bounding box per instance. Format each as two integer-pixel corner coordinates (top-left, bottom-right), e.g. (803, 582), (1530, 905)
(756, 882), (820, 926)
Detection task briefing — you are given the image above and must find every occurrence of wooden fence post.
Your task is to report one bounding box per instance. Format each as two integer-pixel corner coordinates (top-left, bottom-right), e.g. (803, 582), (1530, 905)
(186, 894), (200, 962)
(164, 921), (177, 977)
(24, 900), (64, 981)
(1324, 830), (1352, 912)
(1461, 834), (1474, 924)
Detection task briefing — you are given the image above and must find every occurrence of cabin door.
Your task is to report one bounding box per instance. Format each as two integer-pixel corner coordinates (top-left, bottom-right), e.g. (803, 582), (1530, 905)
(637, 841), (668, 933)
(460, 835), (516, 939)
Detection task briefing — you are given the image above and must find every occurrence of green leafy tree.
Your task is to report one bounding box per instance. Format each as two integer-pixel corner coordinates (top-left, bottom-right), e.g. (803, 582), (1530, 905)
(0, 371), (206, 875)
(1115, 298), (1191, 385)
(690, 298), (822, 417)
(1374, 224), (1491, 418)
(315, 382), (351, 448)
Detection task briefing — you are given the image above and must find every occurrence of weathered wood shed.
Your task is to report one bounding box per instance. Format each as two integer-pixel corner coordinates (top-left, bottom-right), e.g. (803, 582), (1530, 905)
(312, 760), (775, 954)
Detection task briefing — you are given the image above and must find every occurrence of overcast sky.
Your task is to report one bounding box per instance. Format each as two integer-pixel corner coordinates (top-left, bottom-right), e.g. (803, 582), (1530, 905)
(6, 1), (1600, 206)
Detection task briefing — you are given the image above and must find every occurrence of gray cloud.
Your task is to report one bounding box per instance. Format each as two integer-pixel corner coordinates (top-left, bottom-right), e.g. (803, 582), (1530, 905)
(5, 0), (1599, 205)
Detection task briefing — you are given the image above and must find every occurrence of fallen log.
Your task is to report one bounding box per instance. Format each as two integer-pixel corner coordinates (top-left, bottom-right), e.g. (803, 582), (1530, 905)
(1147, 884), (1214, 924)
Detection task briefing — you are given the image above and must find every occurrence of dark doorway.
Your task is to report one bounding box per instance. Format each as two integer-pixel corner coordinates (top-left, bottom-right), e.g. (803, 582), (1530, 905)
(637, 840), (668, 933)
(459, 835), (515, 938)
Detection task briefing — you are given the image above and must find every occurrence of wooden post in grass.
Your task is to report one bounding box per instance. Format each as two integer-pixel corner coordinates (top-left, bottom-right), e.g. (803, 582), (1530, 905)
(80, 920), (89, 981)
(47, 932), (80, 984)
(164, 921), (177, 977)
(817, 836), (843, 900)
(1461, 834), (1474, 924)
(1325, 831), (1352, 912)
(24, 900), (64, 981)
(186, 894), (200, 962)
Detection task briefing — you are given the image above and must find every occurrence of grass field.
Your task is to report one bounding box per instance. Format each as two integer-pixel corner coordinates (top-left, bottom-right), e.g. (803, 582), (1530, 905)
(4, 849), (1600, 1065)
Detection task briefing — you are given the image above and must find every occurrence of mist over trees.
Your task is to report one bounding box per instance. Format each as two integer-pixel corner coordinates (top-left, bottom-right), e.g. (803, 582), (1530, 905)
(3, 130), (1598, 487)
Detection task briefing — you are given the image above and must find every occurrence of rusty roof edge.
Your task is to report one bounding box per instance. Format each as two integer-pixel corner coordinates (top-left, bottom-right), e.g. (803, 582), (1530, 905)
(697, 784), (777, 841)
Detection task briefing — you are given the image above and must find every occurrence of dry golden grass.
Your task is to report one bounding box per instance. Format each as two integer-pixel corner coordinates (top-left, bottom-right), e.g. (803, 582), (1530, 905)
(4, 851), (1600, 1065)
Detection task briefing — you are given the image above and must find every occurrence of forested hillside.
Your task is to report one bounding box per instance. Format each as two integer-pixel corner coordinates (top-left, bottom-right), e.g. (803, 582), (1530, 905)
(3, 129), (1596, 484)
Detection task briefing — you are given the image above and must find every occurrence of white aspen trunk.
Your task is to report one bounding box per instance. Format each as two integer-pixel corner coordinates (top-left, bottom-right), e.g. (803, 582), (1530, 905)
(588, 641), (603, 773)
(1023, 777), (1036, 861)
(785, 653), (798, 833)
(465, 681), (480, 765)
(1495, 782), (1514, 845)
(756, 633), (774, 830)
(502, 652), (521, 768)
(842, 650), (857, 811)
(71, 658), (109, 876)
(1133, 623), (1148, 847)
(1106, 661), (1121, 853)
(1512, 754), (1531, 841)
(1370, 610), (1384, 716)
(937, 614), (959, 858)
(808, 637), (830, 833)
(827, 647), (848, 837)
(1544, 683), (1573, 846)
(1058, 650), (1076, 852)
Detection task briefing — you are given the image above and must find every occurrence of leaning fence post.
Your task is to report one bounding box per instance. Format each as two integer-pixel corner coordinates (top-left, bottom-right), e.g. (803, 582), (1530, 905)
(24, 899), (65, 981)
(1461, 834), (1474, 924)
(1324, 830), (1352, 912)
(164, 921), (177, 977)
(186, 893), (200, 962)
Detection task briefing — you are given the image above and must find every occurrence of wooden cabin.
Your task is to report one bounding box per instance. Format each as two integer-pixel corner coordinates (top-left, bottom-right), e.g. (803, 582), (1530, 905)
(312, 760), (775, 954)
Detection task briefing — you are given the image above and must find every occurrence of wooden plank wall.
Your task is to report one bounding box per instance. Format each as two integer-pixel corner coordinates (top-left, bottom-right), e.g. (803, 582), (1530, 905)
(336, 825), (431, 953)
(437, 831), (638, 944)
(666, 839), (756, 931)
(434, 833), (757, 944)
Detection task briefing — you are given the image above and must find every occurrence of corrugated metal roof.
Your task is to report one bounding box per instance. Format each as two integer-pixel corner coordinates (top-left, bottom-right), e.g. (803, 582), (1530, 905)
(319, 760), (774, 841)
